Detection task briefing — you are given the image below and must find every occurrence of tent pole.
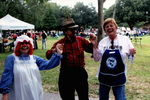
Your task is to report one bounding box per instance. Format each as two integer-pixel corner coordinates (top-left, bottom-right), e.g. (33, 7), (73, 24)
(0, 30), (2, 43)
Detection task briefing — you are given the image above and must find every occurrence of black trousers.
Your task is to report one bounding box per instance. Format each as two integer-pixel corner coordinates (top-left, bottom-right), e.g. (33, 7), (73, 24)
(58, 67), (89, 100)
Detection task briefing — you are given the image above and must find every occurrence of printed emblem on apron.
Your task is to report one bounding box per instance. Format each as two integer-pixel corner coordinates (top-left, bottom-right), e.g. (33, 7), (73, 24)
(106, 57), (117, 69)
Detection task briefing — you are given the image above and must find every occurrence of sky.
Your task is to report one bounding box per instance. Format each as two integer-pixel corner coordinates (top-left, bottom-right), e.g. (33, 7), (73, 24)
(50, 0), (116, 10)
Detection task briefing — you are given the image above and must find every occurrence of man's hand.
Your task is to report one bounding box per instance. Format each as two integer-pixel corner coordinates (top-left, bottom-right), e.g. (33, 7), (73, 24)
(2, 93), (8, 100)
(89, 33), (97, 49)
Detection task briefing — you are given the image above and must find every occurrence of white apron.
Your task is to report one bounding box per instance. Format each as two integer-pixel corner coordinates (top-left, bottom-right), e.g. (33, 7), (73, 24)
(8, 54), (43, 100)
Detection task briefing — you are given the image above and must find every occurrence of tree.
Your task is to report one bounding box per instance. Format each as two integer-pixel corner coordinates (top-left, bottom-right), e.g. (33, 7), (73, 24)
(23, 0), (47, 30)
(115, 0), (150, 30)
(97, 0), (106, 42)
(42, 4), (57, 31)
(104, 5), (115, 20)
(72, 2), (98, 29)
(0, 0), (107, 32)
(49, 3), (65, 30)
(0, 0), (27, 19)
(22, 0), (49, 4)
(0, 1), (9, 18)
(0, 0), (48, 30)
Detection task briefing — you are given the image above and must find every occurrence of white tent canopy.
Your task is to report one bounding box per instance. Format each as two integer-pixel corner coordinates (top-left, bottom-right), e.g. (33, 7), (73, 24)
(0, 14), (34, 30)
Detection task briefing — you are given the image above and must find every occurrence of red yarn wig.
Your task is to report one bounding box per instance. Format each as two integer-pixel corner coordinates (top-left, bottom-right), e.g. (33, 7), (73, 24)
(14, 40), (33, 56)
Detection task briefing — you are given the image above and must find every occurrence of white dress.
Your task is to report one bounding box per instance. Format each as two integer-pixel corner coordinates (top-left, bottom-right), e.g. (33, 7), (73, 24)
(8, 54), (43, 100)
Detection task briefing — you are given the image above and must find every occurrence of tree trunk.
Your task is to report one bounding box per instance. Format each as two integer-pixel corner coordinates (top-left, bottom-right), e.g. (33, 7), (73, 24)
(97, 0), (104, 43)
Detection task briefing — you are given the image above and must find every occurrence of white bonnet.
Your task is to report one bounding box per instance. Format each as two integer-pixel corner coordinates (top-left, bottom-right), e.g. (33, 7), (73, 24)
(14, 35), (33, 51)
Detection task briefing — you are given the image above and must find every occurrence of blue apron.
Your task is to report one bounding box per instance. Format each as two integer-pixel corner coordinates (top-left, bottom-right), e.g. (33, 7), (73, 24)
(98, 49), (126, 87)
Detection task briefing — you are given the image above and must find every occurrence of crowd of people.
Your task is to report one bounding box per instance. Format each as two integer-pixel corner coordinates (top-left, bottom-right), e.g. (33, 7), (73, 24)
(117, 27), (149, 38)
(0, 17), (136, 100)
(1, 30), (58, 51)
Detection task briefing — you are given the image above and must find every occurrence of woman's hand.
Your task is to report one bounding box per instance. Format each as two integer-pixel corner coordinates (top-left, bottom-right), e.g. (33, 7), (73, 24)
(56, 44), (63, 55)
(129, 48), (136, 55)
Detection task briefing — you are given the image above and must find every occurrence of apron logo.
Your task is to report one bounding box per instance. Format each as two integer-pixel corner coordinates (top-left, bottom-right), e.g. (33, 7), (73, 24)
(106, 57), (117, 69)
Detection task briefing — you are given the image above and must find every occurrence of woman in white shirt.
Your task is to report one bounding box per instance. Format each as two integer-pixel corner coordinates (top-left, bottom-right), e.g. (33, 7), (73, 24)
(93, 18), (136, 100)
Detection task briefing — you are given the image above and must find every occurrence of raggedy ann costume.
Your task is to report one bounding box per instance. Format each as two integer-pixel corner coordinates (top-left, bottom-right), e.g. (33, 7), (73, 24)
(0, 35), (62, 100)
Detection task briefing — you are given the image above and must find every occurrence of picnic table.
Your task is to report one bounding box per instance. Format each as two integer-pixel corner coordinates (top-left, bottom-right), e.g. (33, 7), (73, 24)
(130, 37), (142, 47)
(0, 42), (13, 53)
(130, 37), (143, 55)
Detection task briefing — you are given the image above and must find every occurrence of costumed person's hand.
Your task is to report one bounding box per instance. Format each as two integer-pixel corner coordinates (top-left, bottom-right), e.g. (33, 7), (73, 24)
(52, 48), (56, 54)
(129, 48), (136, 55)
(56, 43), (63, 55)
(2, 93), (8, 100)
(89, 33), (97, 49)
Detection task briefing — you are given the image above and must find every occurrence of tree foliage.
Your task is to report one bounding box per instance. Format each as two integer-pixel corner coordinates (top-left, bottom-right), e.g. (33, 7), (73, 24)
(104, 5), (115, 20)
(72, 2), (98, 28)
(43, 4), (57, 31)
(104, 0), (150, 30)
(0, 0), (98, 31)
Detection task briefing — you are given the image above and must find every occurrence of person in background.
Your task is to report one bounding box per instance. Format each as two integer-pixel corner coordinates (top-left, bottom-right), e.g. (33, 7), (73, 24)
(93, 18), (136, 100)
(27, 32), (34, 49)
(9, 34), (17, 51)
(79, 27), (85, 38)
(12, 33), (17, 40)
(0, 32), (2, 40)
(16, 32), (19, 36)
(55, 33), (59, 39)
(32, 32), (38, 50)
(8, 31), (12, 40)
(0, 35), (63, 100)
(46, 18), (97, 100)
(42, 31), (47, 50)
(52, 32), (56, 38)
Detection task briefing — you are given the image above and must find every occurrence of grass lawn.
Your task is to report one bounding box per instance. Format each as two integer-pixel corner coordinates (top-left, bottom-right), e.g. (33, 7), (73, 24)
(0, 35), (150, 99)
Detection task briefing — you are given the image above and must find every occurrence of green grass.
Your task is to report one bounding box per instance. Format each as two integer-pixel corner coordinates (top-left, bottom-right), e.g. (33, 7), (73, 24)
(0, 35), (150, 99)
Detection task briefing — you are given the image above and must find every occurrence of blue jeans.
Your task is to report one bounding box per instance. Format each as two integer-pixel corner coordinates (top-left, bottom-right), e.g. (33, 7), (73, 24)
(99, 84), (126, 100)
(42, 39), (47, 50)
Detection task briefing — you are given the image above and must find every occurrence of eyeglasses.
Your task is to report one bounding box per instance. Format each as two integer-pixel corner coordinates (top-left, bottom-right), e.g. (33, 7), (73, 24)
(68, 28), (77, 32)
(20, 42), (29, 45)
(111, 40), (115, 49)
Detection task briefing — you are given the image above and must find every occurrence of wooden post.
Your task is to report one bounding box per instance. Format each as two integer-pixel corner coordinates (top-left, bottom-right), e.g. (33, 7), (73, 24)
(113, 0), (118, 19)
